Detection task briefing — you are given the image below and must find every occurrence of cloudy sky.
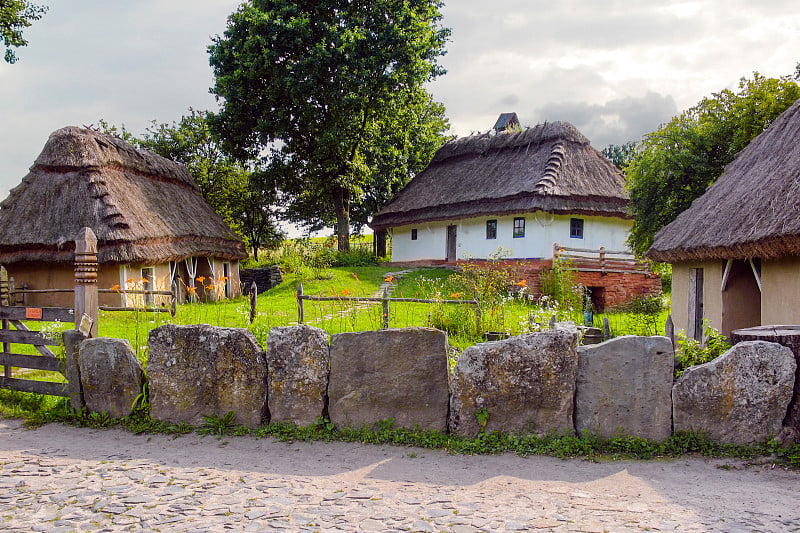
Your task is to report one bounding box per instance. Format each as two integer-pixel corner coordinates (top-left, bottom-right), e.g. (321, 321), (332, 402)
(1, 0), (799, 206)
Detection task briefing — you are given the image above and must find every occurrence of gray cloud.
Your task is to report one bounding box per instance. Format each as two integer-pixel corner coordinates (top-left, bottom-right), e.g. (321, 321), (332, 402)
(531, 92), (678, 148)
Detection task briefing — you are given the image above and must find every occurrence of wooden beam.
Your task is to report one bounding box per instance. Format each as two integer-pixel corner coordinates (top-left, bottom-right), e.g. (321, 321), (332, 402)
(8, 320), (58, 358)
(0, 329), (60, 346)
(0, 376), (68, 397)
(721, 259), (733, 292)
(0, 306), (75, 322)
(749, 259), (762, 292)
(0, 353), (61, 372)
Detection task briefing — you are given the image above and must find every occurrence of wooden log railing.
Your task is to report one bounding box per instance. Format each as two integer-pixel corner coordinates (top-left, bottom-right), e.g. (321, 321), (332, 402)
(552, 243), (650, 275)
(296, 282), (481, 331)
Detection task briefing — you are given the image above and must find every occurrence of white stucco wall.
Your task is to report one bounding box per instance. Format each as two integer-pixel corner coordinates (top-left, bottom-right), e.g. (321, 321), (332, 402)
(390, 213), (632, 261)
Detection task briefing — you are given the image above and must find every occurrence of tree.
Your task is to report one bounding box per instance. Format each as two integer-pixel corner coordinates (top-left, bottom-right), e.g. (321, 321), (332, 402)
(101, 111), (284, 260)
(601, 141), (637, 170)
(208, 0), (450, 251)
(1, 0), (47, 63)
(626, 68), (800, 256)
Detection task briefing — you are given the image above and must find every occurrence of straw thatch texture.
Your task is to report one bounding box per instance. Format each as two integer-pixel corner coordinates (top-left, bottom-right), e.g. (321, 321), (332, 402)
(370, 121), (628, 230)
(647, 99), (800, 263)
(0, 127), (247, 264)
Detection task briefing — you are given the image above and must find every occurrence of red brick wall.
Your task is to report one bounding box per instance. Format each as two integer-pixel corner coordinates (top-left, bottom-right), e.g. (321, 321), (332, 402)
(390, 258), (662, 310)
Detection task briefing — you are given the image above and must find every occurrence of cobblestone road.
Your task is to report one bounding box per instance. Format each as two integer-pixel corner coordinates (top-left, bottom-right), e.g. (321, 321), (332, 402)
(1, 419), (799, 532)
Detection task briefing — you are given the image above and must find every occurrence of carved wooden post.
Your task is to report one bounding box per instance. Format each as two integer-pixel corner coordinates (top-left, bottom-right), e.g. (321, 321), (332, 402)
(0, 266), (8, 307)
(170, 280), (178, 317)
(1, 266), (8, 380)
(599, 246), (606, 274)
(382, 287), (390, 329)
(297, 282), (304, 324)
(74, 227), (98, 338)
(249, 281), (257, 324)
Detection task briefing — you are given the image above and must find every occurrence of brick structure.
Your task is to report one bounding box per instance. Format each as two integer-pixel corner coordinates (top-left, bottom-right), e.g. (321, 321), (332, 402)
(389, 258), (661, 311)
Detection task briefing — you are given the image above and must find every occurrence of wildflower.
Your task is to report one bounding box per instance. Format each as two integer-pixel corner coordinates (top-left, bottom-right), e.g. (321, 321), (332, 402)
(196, 276), (206, 283)
(140, 277), (149, 284)
(187, 286), (197, 295)
(384, 276), (394, 282)
(517, 279), (527, 286)
(206, 284), (215, 290)
(218, 276), (228, 282)
(109, 284), (121, 292)
(126, 277), (134, 285)
(450, 292), (461, 298)
(341, 288), (351, 296)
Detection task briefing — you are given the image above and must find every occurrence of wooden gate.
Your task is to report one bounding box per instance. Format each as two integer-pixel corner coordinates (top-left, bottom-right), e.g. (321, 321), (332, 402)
(0, 304), (76, 397)
(0, 227), (98, 401)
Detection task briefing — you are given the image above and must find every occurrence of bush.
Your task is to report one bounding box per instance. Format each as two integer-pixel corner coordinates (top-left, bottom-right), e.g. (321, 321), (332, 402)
(675, 321), (731, 378)
(539, 260), (583, 314)
(332, 248), (379, 267)
(620, 295), (665, 336)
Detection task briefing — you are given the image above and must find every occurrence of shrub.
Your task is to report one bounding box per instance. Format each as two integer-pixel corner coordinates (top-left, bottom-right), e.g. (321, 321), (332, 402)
(539, 260), (583, 316)
(675, 321), (731, 378)
(332, 248), (379, 267)
(621, 295), (665, 336)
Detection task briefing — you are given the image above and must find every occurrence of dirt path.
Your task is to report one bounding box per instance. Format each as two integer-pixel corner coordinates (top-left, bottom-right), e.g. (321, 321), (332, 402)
(0, 418), (798, 532)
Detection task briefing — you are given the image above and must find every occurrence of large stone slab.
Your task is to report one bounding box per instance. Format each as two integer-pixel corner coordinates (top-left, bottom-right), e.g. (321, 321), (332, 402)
(673, 340), (796, 444)
(328, 327), (449, 431)
(78, 337), (144, 418)
(449, 324), (580, 437)
(265, 325), (329, 426)
(576, 335), (674, 441)
(148, 325), (267, 427)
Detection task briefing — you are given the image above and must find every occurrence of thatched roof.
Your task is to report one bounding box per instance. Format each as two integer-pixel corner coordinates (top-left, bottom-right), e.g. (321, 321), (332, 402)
(0, 126), (247, 264)
(369, 121), (628, 231)
(647, 99), (800, 263)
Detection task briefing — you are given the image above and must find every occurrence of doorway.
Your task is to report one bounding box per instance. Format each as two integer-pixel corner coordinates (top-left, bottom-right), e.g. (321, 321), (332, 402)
(446, 225), (457, 262)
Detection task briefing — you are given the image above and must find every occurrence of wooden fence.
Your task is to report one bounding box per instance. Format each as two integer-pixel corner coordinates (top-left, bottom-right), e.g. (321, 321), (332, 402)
(553, 243), (650, 275)
(296, 282), (480, 331)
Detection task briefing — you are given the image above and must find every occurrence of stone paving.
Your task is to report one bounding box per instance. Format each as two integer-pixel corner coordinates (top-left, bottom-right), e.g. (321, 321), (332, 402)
(1, 419), (800, 532)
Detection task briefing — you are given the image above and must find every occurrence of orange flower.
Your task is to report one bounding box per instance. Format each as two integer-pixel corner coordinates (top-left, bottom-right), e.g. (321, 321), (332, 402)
(109, 284), (121, 292)
(384, 276), (394, 282)
(517, 279), (528, 287)
(450, 292), (461, 298)
(206, 284), (215, 290)
(196, 276), (206, 283)
(341, 288), (351, 296)
(140, 277), (149, 284)
(126, 278), (134, 284)
(218, 276), (228, 282)
(187, 286), (197, 295)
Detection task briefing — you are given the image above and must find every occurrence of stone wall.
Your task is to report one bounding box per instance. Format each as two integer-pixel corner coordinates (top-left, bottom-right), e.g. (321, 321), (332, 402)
(71, 326), (796, 445)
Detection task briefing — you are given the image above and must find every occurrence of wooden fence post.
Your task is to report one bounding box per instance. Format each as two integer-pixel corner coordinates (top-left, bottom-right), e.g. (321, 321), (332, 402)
(297, 282), (304, 324)
(603, 316), (611, 341)
(382, 287), (390, 329)
(8, 277), (15, 306)
(62, 329), (86, 410)
(475, 303), (481, 335)
(249, 281), (257, 323)
(74, 227), (98, 338)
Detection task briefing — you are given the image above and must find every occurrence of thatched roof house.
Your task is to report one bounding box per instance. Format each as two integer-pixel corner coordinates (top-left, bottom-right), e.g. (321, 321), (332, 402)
(647, 98), (800, 338)
(0, 126), (247, 306)
(370, 119), (631, 263)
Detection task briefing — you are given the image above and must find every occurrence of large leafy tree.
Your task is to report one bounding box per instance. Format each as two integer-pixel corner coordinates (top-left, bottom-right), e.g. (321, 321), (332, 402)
(208, 0), (450, 250)
(1, 0), (47, 63)
(626, 68), (800, 256)
(601, 141), (636, 170)
(102, 111), (284, 260)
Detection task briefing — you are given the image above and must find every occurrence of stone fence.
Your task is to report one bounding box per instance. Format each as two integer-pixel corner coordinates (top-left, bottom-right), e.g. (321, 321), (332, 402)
(72, 324), (797, 445)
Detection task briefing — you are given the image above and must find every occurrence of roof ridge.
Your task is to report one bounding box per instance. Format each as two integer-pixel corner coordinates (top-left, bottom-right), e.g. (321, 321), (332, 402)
(532, 142), (566, 194)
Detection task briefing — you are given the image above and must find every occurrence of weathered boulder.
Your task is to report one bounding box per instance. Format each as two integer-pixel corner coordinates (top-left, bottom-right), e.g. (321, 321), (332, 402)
(328, 327), (449, 431)
(673, 341), (796, 444)
(265, 325), (329, 426)
(78, 337), (144, 418)
(148, 325), (267, 427)
(576, 335), (673, 441)
(449, 324), (580, 437)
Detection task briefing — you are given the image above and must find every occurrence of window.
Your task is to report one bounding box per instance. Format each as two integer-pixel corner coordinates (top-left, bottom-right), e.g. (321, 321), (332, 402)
(570, 218), (584, 239)
(513, 217), (525, 238)
(411, 229), (418, 240)
(486, 219), (497, 239)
